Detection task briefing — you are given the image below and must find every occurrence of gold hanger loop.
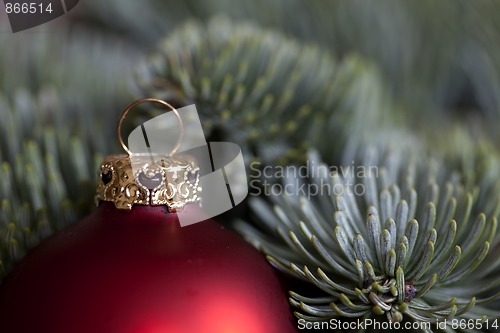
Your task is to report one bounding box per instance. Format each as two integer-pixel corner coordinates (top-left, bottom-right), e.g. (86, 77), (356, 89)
(117, 98), (184, 157)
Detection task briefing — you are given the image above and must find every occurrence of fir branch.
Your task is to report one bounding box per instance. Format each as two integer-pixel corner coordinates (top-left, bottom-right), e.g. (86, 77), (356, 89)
(0, 27), (137, 279)
(134, 17), (395, 164)
(235, 143), (500, 332)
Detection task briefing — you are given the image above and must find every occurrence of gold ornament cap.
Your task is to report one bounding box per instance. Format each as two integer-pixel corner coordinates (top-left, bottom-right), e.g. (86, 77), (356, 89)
(95, 99), (201, 211)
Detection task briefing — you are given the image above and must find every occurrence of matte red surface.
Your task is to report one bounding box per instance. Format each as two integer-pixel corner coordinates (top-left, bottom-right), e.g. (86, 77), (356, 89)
(0, 203), (297, 333)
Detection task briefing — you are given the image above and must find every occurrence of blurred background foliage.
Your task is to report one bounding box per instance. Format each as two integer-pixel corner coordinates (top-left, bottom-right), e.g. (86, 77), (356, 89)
(1, 0), (500, 328)
(78, 0), (500, 125)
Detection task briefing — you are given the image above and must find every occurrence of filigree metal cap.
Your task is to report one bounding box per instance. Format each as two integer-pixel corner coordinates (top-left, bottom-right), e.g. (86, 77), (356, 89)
(95, 98), (201, 211)
(95, 154), (201, 210)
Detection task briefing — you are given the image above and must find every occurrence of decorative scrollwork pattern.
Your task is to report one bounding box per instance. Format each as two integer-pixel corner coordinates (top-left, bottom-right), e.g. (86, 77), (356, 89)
(95, 154), (201, 211)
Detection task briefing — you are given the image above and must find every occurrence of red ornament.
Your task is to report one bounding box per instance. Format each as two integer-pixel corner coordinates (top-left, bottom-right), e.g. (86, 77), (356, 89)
(0, 203), (296, 333)
(0, 99), (297, 333)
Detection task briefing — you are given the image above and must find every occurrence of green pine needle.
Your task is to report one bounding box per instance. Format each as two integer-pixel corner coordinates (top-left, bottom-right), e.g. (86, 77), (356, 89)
(0, 28), (137, 279)
(134, 17), (395, 164)
(236, 143), (500, 332)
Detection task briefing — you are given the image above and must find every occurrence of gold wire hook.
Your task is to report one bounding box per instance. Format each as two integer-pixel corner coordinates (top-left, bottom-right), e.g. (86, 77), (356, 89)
(117, 98), (184, 157)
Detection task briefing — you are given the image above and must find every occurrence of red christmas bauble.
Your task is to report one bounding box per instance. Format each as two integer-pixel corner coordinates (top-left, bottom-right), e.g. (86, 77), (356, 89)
(0, 203), (296, 333)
